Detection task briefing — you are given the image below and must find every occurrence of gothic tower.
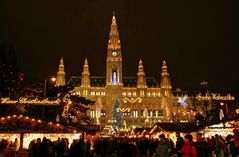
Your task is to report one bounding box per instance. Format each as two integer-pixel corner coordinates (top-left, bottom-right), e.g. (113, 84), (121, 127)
(56, 58), (65, 86)
(137, 59), (147, 88)
(160, 60), (172, 96)
(81, 58), (91, 96)
(106, 13), (122, 86)
(105, 13), (123, 124)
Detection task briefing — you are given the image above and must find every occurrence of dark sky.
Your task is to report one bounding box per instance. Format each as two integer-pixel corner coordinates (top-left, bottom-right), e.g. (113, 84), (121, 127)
(0, 0), (238, 91)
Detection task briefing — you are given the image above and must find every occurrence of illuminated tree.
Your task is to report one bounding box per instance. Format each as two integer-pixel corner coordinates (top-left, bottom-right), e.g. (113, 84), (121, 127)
(60, 93), (95, 130)
(0, 44), (24, 97)
(112, 97), (123, 130)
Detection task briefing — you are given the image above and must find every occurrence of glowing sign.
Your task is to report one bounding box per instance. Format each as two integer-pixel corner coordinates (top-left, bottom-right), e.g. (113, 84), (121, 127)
(196, 93), (235, 101)
(0, 97), (61, 105)
(122, 97), (142, 103)
(178, 95), (188, 108)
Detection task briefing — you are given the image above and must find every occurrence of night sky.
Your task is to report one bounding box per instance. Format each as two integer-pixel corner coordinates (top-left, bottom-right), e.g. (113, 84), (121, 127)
(0, 0), (238, 91)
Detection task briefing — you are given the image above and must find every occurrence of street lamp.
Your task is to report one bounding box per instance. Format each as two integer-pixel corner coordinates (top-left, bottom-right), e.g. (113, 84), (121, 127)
(43, 77), (56, 98)
(42, 77), (56, 119)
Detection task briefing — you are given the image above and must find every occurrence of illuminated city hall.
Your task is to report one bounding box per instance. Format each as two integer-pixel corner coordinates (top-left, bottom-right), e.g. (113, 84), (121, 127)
(55, 14), (234, 129)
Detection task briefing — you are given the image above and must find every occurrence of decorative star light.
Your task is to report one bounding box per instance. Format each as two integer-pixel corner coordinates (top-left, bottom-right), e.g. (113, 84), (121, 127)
(178, 95), (188, 108)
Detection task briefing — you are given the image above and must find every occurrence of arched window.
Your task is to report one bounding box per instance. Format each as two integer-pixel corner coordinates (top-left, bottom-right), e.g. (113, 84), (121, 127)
(112, 69), (118, 84)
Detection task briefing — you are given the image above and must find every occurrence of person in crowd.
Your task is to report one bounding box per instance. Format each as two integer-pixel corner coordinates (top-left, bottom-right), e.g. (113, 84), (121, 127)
(214, 134), (226, 157)
(206, 136), (216, 155)
(155, 134), (172, 157)
(194, 133), (210, 157)
(181, 134), (197, 157)
(11, 138), (19, 157)
(226, 128), (239, 157)
(175, 132), (184, 157)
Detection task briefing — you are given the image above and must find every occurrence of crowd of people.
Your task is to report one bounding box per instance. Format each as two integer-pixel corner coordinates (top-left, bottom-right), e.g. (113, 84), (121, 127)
(0, 138), (20, 157)
(0, 129), (238, 157)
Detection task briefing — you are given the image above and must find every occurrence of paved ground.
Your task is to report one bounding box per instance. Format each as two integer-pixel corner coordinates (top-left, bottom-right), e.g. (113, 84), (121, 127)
(1, 149), (29, 157)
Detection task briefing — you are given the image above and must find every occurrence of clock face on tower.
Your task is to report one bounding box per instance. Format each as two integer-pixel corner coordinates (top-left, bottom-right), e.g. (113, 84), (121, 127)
(112, 51), (117, 56)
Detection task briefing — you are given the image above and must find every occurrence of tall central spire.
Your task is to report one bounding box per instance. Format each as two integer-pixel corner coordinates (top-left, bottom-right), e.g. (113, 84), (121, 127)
(106, 12), (122, 85)
(108, 13), (121, 51)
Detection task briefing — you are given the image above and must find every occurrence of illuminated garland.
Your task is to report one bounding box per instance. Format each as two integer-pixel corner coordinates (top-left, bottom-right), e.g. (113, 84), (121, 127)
(116, 108), (131, 112)
(122, 97), (142, 103)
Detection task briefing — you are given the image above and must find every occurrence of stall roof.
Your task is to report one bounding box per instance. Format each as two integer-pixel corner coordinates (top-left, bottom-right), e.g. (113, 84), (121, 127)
(150, 122), (204, 133)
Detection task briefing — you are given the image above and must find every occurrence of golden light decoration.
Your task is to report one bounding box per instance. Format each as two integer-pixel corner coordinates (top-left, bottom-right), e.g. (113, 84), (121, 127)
(122, 97), (143, 104)
(116, 108), (131, 112)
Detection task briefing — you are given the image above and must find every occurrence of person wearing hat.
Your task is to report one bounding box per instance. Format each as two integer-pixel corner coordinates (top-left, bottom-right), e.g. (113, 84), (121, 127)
(181, 134), (197, 157)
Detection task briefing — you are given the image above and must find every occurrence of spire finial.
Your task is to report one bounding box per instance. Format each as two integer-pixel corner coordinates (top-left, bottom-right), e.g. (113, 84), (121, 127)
(84, 58), (88, 65)
(60, 58), (64, 65)
(112, 11), (116, 25)
(163, 60), (166, 66)
(139, 59), (143, 66)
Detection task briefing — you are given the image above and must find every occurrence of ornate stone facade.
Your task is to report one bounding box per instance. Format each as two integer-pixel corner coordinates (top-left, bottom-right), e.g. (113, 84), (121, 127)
(56, 14), (201, 129)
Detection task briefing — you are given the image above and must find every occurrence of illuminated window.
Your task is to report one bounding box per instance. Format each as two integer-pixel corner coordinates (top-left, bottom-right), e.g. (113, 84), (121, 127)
(91, 91), (95, 96)
(133, 110), (138, 118)
(127, 92), (132, 96)
(90, 111), (95, 118)
(147, 92), (151, 97)
(140, 90), (144, 96)
(101, 112), (106, 116)
(122, 92), (126, 96)
(112, 70), (117, 84)
(133, 92), (136, 96)
(83, 90), (88, 96)
(158, 92), (161, 96)
(150, 110), (153, 117)
(152, 92), (155, 97)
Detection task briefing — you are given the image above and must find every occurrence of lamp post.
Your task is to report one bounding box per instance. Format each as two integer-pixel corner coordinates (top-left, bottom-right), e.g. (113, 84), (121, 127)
(42, 77), (56, 119)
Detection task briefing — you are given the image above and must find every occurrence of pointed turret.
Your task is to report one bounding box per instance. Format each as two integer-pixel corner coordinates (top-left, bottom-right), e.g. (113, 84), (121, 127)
(160, 60), (172, 95)
(81, 58), (90, 88)
(56, 58), (66, 86)
(137, 59), (147, 88)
